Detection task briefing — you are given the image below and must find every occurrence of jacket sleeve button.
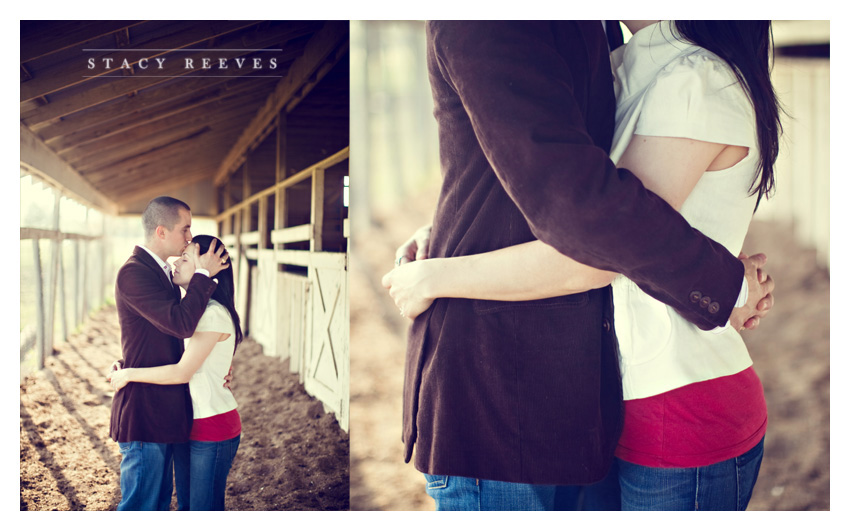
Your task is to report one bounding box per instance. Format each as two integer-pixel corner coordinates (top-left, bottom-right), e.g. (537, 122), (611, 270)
(689, 290), (702, 304)
(700, 296), (712, 308)
(708, 302), (721, 314)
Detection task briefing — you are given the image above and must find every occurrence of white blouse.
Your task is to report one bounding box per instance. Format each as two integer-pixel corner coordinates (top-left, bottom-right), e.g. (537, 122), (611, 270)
(609, 21), (758, 400)
(185, 299), (239, 418)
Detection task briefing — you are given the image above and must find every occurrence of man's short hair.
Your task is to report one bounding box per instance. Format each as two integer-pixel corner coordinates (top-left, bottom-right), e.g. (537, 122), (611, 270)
(141, 196), (190, 240)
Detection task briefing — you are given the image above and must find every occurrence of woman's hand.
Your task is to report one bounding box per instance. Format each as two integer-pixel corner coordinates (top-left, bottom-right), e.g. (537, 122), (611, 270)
(382, 259), (440, 320)
(191, 242), (230, 277)
(110, 368), (132, 392)
(395, 224), (432, 267)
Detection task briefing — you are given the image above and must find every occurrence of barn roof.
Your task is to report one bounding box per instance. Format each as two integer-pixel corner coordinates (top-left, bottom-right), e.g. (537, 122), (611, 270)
(20, 20), (349, 216)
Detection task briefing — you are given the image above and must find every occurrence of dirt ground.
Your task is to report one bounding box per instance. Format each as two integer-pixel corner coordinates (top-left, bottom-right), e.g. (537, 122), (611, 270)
(19, 309), (349, 511)
(349, 191), (830, 511)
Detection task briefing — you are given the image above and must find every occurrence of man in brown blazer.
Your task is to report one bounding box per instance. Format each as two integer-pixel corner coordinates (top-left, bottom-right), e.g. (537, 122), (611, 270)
(394, 21), (774, 510)
(109, 196), (228, 510)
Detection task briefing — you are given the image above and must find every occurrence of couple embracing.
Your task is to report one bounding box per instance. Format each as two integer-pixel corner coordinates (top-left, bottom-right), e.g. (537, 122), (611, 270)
(382, 20), (780, 511)
(108, 196), (243, 511)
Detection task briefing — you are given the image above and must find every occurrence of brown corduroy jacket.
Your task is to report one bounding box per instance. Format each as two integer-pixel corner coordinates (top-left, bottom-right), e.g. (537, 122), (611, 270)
(109, 246), (217, 444)
(403, 21), (746, 485)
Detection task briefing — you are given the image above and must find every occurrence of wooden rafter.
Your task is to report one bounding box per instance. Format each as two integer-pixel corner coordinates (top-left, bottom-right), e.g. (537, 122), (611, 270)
(64, 93), (265, 166)
(48, 77), (279, 153)
(20, 21), (348, 216)
(21, 20), (263, 103)
(20, 21), (144, 64)
(22, 23), (319, 127)
(213, 21), (349, 186)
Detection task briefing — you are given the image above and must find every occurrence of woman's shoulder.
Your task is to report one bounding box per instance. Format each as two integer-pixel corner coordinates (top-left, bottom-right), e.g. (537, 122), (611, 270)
(197, 299), (235, 331)
(655, 49), (742, 95)
(645, 48), (753, 120)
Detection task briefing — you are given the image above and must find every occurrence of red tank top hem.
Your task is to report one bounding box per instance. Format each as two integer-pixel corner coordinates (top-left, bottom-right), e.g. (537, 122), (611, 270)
(190, 408), (242, 442)
(615, 367), (768, 468)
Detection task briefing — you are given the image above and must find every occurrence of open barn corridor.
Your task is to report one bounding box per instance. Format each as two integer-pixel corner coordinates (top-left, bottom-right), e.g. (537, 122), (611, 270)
(20, 305), (349, 511)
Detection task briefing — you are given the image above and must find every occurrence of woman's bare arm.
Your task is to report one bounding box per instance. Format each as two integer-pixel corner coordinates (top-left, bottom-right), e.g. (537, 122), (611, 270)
(383, 134), (737, 319)
(110, 331), (228, 390)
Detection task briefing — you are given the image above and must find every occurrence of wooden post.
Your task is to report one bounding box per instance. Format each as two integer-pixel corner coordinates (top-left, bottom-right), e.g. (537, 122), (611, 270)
(82, 211), (89, 319)
(310, 167), (325, 252)
(243, 163), (251, 234)
(33, 239), (45, 370)
(275, 112), (288, 238)
(350, 21), (371, 231)
(101, 214), (109, 304)
(45, 190), (61, 358)
(258, 193), (268, 250)
(59, 241), (67, 343)
(223, 179), (233, 237)
(73, 239), (81, 328)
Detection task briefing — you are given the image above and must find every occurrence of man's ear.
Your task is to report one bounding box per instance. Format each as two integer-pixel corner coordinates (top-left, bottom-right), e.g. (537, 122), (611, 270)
(155, 225), (166, 240)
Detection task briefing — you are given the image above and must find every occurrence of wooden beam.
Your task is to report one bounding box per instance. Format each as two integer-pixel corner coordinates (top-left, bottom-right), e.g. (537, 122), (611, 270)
(47, 77), (277, 152)
(21, 20), (263, 103)
(20, 228), (100, 241)
(98, 157), (222, 200)
(214, 147), (349, 221)
(111, 169), (220, 207)
(21, 21), (144, 64)
(72, 115), (251, 176)
(81, 125), (241, 183)
(20, 124), (117, 214)
(272, 224), (311, 244)
(37, 75), (239, 141)
(65, 96), (262, 167)
(213, 21), (349, 186)
(22, 24), (315, 127)
(73, 125), (214, 174)
(241, 232), (261, 246)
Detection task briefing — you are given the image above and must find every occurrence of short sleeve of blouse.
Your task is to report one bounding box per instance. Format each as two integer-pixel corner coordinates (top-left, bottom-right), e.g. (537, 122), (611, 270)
(635, 53), (756, 149)
(194, 301), (234, 335)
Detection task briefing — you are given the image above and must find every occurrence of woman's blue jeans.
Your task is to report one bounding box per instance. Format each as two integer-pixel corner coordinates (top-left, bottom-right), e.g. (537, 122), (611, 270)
(174, 434), (241, 511)
(617, 437), (765, 511)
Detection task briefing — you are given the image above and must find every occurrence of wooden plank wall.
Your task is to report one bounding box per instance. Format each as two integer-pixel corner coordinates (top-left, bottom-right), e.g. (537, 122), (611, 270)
(756, 57), (830, 269)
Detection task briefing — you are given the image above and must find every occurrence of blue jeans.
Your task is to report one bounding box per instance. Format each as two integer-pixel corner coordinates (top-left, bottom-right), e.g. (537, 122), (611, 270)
(116, 441), (175, 511)
(424, 467), (621, 511)
(174, 435), (241, 511)
(617, 437), (765, 511)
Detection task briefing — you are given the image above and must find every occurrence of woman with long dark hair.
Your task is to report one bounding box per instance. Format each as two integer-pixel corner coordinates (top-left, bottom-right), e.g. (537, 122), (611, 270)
(111, 235), (243, 511)
(383, 20), (782, 510)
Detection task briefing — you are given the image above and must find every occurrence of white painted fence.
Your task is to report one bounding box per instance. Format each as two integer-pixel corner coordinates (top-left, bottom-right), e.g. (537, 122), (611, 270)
(221, 148), (350, 432)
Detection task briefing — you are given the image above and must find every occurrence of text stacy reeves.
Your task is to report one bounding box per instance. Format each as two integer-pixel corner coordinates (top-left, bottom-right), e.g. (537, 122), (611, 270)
(87, 57), (279, 71)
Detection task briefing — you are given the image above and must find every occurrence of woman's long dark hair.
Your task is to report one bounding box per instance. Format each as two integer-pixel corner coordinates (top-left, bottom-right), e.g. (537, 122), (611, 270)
(193, 235), (243, 352)
(673, 21), (783, 210)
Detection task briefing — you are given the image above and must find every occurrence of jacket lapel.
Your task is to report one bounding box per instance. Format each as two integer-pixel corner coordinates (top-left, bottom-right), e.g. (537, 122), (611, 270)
(132, 246), (178, 298)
